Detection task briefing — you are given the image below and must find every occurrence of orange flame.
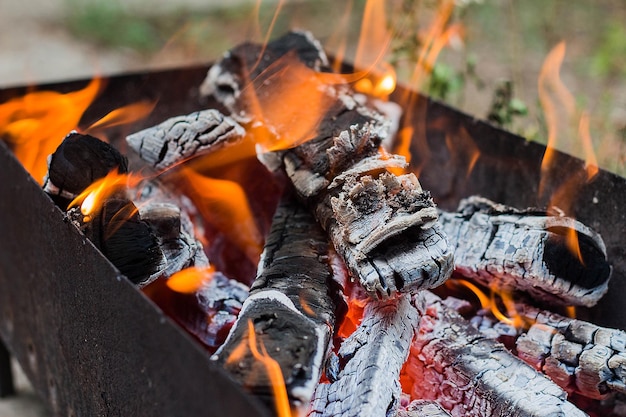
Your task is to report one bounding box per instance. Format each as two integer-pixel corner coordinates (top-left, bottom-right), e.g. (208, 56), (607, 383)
(68, 170), (143, 221)
(174, 167), (263, 265)
(0, 79), (101, 184)
(453, 279), (526, 330)
(245, 320), (292, 417)
(86, 100), (157, 132)
(538, 42), (576, 198)
(564, 227), (585, 265)
(166, 266), (215, 294)
(578, 111), (599, 181)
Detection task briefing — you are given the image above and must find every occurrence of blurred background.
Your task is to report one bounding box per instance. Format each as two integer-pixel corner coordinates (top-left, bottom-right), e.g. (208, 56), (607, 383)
(0, 0), (624, 415)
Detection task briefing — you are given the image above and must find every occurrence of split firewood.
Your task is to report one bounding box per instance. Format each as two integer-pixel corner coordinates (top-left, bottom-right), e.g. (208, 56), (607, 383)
(402, 291), (587, 417)
(191, 30), (452, 298)
(126, 109), (245, 172)
(395, 399), (452, 417)
(438, 196), (611, 307)
(211, 195), (339, 410)
(308, 294), (419, 417)
(67, 197), (164, 286)
(43, 131), (128, 209)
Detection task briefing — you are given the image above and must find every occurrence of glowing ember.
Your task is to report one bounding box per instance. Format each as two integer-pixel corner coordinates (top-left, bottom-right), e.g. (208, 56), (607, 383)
(167, 266), (215, 294)
(0, 79), (101, 184)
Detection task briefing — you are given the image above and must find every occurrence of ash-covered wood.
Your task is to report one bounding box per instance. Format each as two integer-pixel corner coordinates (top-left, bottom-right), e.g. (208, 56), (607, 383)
(211, 195), (339, 409)
(68, 197), (164, 286)
(43, 131), (128, 209)
(308, 294), (419, 417)
(396, 400), (452, 417)
(126, 109), (245, 172)
(195, 30), (453, 299)
(402, 291), (587, 417)
(512, 304), (626, 400)
(439, 196), (611, 307)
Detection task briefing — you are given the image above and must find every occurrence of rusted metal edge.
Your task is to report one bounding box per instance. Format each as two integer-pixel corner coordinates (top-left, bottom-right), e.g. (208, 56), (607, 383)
(0, 141), (270, 417)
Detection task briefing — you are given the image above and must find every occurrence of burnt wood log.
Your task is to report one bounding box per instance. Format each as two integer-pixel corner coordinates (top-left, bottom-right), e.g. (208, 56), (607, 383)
(512, 304), (626, 400)
(308, 294), (419, 417)
(439, 196), (611, 307)
(170, 30), (452, 298)
(135, 181), (209, 276)
(402, 291), (587, 417)
(68, 198), (164, 286)
(43, 131), (128, 209)
(126, 109), (245, 172)
(211, 195), (339, 410)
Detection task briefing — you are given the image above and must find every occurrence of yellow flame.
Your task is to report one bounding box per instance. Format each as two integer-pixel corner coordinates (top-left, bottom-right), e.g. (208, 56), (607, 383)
(246, 320), (292, 417)
(68, 170), (142, 219)
(166, 266), (215, 294)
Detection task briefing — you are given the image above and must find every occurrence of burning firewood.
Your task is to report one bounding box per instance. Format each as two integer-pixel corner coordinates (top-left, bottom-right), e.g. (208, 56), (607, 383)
(438, 196), (611, 307)
(67, 197), (164, 286)
(127, 30), (454, 299)
(469, 299), (626, 401)
(135, 182), (209, 277)
(211, 195), (340, 410)
(309, 294), (419, 417)
(43, 131), (128, 209)
(402, 291), (587, 417)
(126, 109), (245, 171)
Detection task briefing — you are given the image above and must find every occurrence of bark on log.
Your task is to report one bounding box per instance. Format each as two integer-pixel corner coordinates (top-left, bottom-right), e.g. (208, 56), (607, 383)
(43, 131), (128, 209)
(211, 195), (339, 409)
(438, 196), (611, 307)
(126, 109), (245, 172)
(308, 294), (419, 417)
(402, 291), (587, 417)
(196, 30), (454, 299)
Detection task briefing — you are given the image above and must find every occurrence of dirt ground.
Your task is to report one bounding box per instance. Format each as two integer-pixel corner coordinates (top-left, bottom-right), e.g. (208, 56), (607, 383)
(0, 0), (624, 415)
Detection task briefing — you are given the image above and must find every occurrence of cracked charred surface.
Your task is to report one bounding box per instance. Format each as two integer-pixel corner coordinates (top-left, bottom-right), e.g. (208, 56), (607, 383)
(438, 196), (611, 307)
(198, 30), (453, 299)
(126, 109), (245, 171)
(211, 195), (339, 410)
(402, 292), (587, 417)
(308, 294), (419, 417)
(396, 399), (452, 417)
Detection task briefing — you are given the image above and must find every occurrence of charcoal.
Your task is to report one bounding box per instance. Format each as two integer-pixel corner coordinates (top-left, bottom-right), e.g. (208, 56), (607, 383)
(439, 195), (611, 307)
(43, 131), (128, 208)
(396, 400), (452, 417)
(69, 198), (164, 286)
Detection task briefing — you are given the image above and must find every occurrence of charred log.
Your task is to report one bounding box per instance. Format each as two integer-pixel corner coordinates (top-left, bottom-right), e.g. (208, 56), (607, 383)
(43, 131), (128, 209)
(211, 195), (339, 409)
(402, 291), (587, 417)
(135, 181), (209, 276)
(68, 198), (164, 286)
(439, 196), (611, 307)
(308, 294), (419, 417)
(194, 30), (453, 298)
(126, 109), (245, 172)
